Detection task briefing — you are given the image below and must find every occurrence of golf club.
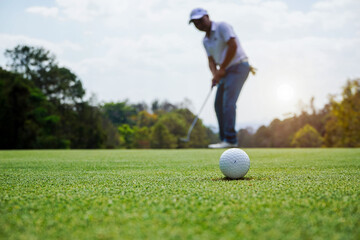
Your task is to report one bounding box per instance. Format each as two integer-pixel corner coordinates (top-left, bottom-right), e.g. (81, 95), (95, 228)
(180, 87), (213, 142)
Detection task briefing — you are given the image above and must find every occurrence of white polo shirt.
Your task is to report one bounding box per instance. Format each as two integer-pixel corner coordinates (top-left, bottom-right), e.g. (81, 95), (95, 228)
(203, 21), (247, 69)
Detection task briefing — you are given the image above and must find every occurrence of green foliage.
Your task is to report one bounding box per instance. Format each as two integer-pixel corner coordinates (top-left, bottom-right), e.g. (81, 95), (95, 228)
(69, 103), (108, 149)
(157, 112), (186, 138)
(291, 124), (323, 147)
(101, 117), (121, 149)
(118, 124), (135, 149)
(46, 66), (85, 103)
(106, 103), (212, 149)
(150, 122), (177, 148)
(36, 135), (71, 149)
(133, 127), (151, 149)
(1, 45), (119, 149)
(0, 67), (59, 148)
(325, 79), (360, 147)
(175, 108), (210, 148)
(4, 45), (358, 149)
(5, 45), (85, 103)
(118, 124), (152, 149)
(102, 101), (137, 126)
(153, 111), (187, 148)
(1, 45), (216, 149)
(0, 149), (359, 239)
(5, 45), (56, 80)
(136, 110), (157, 128)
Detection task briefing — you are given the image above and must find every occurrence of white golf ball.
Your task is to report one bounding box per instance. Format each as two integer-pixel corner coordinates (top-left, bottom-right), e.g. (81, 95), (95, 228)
(219, 148), (250, 179)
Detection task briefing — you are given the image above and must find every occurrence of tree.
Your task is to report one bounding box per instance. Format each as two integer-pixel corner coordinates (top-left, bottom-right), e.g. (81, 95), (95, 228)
(151, 99), (179, 114)
(133, 127), (151, 148)
(151, 100), (160, 113)
(101, 117), (121, 149)
(5, 45), (56, 81)
(118, 124), (135, 149)
(176, 108), (211, 148)
(69, 103), (107, 149)
(237, 128), (254, 147)
(291, 124), (323, 147)
(132, 102), (148, 112)
(0, 67), (39, 148)
(136, 110), (157, 128)
(46, 66), (85, 103)
(268, 118), (292, 147)
(0, 67), (67, 149)
(150, 122), (177, 149)
(324, 79), (360, 147)
(253, 126), (272, 147)
(5, 45), (85, 104)
(151, 112), (186, 148)
(157, 112), (186, 138)
(102, 101), (137, 126)
(235, 95), (333, 148)
(2, 45), (119, 149)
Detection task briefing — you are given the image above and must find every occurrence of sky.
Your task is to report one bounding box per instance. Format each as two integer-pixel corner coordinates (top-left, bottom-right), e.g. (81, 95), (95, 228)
(1, 0), (359, 130)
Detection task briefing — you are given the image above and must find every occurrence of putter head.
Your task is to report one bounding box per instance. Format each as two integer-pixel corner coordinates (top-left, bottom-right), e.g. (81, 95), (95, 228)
(180, 137), (190, 142)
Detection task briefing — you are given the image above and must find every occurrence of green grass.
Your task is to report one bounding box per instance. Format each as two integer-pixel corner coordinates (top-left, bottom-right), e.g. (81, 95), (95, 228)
(0, 149), (359, 240)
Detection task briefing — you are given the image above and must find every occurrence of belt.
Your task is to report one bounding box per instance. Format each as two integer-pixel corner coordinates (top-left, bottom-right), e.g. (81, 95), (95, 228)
(225, 58), (248, 69)
(219, 58), (249, 70)
(235, 58), (248, 64)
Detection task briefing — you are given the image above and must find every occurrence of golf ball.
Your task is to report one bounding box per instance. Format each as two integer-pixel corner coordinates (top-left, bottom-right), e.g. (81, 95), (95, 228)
(219, 148), (250, 179)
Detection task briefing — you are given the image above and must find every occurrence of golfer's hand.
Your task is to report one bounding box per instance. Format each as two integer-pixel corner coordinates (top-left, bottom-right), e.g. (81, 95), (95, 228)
(212, 68), (226, 87)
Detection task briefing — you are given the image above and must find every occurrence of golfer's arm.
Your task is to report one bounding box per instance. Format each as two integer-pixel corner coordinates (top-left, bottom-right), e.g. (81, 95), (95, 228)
(220, 38), (237, 71)
(208, 56), (217, 77)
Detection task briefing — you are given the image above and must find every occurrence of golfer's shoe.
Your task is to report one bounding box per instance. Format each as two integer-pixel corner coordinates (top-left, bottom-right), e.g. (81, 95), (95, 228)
(208, 141), (238, 149)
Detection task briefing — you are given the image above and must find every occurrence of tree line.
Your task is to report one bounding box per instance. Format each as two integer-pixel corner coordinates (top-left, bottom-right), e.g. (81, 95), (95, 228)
(0, 45), (217, 149)
(237, 79), (360, 147)
(1, 45), (359, 149)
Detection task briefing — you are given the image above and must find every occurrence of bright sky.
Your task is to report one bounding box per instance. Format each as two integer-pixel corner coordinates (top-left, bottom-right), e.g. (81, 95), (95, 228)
(1, 0), (359, 130)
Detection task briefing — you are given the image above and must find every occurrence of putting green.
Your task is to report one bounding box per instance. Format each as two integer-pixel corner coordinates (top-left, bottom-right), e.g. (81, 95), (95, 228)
(1, 149), (359, 239)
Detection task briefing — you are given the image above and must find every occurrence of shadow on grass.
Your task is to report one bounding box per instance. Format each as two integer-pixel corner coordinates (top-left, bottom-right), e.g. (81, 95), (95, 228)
(211, 176), (255, 181)
(211, 176), (272, 181)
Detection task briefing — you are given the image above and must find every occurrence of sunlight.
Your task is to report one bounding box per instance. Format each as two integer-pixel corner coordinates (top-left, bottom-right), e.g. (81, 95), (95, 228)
(276, 84), (294, 101)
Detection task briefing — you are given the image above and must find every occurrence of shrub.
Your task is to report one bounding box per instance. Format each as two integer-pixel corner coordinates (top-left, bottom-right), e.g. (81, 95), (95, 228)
(291, 124), (323, 147)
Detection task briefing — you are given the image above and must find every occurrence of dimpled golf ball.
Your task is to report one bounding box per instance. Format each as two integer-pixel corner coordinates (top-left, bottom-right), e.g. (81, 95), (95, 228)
(219, 148), (250, 179)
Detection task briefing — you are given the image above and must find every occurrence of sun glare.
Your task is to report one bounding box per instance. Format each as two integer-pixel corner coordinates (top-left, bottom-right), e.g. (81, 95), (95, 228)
(276, 84), (294, 101)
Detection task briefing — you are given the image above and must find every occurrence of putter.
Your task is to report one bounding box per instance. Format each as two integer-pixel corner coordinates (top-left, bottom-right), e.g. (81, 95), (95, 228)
(181, 87), (213, 142)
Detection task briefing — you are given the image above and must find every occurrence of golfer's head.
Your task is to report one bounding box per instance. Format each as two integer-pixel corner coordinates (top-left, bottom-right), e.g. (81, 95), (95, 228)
(189, 8), (211, 31)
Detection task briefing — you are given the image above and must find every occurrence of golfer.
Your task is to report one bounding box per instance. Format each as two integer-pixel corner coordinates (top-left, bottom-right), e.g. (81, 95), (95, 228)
(189, 8), (251, 148)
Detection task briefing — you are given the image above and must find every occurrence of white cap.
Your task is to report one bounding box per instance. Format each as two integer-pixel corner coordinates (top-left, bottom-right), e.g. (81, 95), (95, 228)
(189, 8), (208, 24)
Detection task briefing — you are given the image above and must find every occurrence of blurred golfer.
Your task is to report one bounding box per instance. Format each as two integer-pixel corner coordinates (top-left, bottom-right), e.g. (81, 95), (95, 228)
(189, 8), (251, 148)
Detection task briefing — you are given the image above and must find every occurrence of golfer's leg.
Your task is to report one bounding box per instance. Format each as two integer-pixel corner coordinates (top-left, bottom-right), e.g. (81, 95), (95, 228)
(215, 82), (225, 141)
(223, 63), (250, 144)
